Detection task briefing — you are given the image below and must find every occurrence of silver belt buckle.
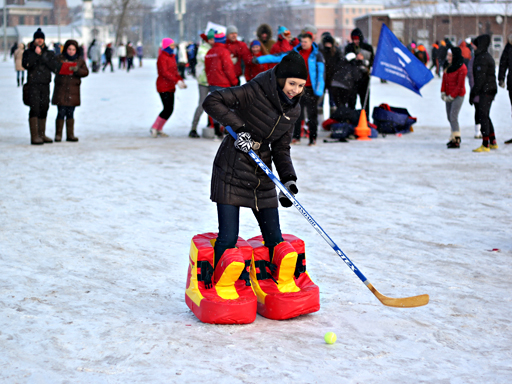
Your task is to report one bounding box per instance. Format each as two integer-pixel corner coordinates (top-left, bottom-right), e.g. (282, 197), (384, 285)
(252, 141), (261, 150)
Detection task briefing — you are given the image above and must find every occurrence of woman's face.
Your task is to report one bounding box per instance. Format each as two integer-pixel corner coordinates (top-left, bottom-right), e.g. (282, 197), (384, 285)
(282, 78), (306, 99)
(67, 45), (77, 57)
(447, 51), (452, 64)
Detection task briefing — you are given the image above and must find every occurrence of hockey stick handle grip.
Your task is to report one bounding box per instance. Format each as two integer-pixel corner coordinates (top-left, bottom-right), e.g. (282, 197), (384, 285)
(225, 125), (368, 284)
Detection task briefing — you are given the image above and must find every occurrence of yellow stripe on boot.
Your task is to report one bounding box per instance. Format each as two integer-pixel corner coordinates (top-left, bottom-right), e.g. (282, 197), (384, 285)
(273, 242), (300, 293)
(214, 249), (245, 300)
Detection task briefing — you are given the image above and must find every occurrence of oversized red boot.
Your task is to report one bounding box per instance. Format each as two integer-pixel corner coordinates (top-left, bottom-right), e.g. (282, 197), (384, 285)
(185, 233), (257, 324)
(247, 234), (320, 320)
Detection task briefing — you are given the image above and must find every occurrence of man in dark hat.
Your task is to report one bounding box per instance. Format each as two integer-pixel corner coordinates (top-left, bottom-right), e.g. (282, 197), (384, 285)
(22, 28), (62, 145)
(344, 28), (374, 116)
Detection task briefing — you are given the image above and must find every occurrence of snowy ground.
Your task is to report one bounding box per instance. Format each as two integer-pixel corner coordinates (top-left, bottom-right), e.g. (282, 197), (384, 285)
(1, 59), (511, 383)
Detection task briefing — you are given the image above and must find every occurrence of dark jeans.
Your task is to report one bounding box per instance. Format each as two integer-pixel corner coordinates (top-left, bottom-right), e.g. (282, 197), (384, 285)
(214, 203), (283, 269)
(57, 106), (75, 120)
(293, 86), (319, 141)
(159, 92), (175, 120)
(103, 59), (114, 72)
(127, 57), (134, 72)
(330, 87), (357, 109)
(28, 83), (50, 119)
(478, 94), (495, 139)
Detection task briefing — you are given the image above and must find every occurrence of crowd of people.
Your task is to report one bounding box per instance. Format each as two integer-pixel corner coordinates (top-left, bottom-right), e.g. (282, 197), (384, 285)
(11, 24), (512, 147)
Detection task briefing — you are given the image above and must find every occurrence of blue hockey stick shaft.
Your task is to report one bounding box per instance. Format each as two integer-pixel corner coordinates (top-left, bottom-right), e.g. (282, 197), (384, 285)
(225, 126), (429, 308)
(225, 126), (368, 282)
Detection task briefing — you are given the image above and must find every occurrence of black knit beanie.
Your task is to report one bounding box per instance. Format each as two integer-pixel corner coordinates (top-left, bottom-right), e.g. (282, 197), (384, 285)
(275, 50), (308, 80)
(33, 28), (45, 40)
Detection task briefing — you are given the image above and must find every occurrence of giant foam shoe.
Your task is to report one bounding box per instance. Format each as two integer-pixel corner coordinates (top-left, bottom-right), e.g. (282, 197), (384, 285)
(185, 232), (257, 324)
(247, 234), (320, 320)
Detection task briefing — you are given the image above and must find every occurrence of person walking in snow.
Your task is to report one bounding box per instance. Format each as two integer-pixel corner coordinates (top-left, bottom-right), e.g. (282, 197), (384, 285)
(470, 35), (498, 152)
(441, 47), (467, 149)
(255, 31), (325, 146)
(22, 28), (62, 145)
(150, 38), (186, 138)
(498, 33), (512, 145)
(14, 43), (25, 87)
(126, 42), (135, 72)
(103, 43), (114, 72)
(225, 25), (252, 85)
(136, 42), (144, 67)
(117, 43), (126, 69)
(202, 50), (307, 285)
(88, 39), (101, 73)
(344, 28), (374, 116)
(52, 39), (89, 142)
(190, 29), (215, 138)
(205, 31), (238, 139)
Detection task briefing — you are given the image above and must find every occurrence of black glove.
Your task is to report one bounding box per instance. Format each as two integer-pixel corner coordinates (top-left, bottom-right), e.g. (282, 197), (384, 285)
(234, 131), (253, 153)
(469, 90), (475, 106)
(252, 57), (260, 64)
(279, 181), (298, 208)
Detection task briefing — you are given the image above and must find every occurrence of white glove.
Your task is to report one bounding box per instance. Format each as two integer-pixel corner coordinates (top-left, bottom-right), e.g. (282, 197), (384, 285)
(234, 132), (253, 153)
(177, 80), (187, 89)
(446, 95), (454, 102)
(441, 92), (447, 102)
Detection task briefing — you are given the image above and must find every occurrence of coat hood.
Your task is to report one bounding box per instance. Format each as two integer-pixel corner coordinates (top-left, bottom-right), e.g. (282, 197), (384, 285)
(257, 24), (273, 41)
(350, 28), (364, 41)
(473, 34), (491, 55)
(447, 47), (464, 73)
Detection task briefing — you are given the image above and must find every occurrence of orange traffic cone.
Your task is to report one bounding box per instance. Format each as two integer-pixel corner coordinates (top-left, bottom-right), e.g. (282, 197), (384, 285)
(354, 110), (371, 141)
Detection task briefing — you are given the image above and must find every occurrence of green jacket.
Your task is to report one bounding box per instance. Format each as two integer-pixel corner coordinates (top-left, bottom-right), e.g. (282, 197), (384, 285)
(196, 41), (211, 86)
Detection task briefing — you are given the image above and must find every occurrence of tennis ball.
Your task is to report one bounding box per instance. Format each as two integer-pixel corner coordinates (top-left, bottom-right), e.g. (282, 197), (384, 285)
(324, 332), (337, 344)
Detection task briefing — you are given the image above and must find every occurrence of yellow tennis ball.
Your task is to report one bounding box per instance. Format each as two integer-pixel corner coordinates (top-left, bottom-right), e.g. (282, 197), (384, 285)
(324, 332), (337, 344)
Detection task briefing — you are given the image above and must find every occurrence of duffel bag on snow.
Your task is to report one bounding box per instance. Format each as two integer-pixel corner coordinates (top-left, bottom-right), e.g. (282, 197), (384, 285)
(372, 104), (417, 134)
(330, 123), (354, 140)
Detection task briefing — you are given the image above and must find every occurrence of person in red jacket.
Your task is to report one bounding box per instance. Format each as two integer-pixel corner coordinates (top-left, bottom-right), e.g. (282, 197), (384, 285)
(269, 26), (295, 69)
(205, 32), (238, 139)
(150, 38), (186, 138)
(244, 41), (269, 81)
(441, 47), (467, 148)
(225, 25), (252, 84)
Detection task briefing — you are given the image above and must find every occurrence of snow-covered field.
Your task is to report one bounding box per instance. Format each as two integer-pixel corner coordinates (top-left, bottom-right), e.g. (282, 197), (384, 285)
(1, 59), (511, 383)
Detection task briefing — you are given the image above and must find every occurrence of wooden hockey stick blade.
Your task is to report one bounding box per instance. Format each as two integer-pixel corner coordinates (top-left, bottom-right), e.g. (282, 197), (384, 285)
(365, 282), (430, 308)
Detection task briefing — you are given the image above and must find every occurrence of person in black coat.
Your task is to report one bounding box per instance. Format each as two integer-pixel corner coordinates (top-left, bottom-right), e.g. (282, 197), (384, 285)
(22, 28), (62, 145)
(202, 51), (306, 284)
(329, 52), (362, 109)
(498, 34), (512, 144)
(344, 28), (374, 115)
(103, 43), (114, 72)
(319, 33), (342, 116)
(470, 34), (498, 152)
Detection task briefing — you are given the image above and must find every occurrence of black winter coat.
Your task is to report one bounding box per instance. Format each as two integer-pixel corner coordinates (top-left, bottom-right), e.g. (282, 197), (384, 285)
(344, 41), (374, 77)
(22, 43), (61, 85)
(471, 35), (497, 101)
(203, 68), (301, 210)
(321, 45), (343, 87)
(498, 42), (512, 90)
(331, 58), (362, 91)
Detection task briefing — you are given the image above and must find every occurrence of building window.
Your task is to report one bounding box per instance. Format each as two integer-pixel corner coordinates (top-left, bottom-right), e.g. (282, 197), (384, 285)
(346, 19), (349, 26)
(19, 16), (25, 25)
(35, 16), (40, 25)
(43, 16), (48, 25)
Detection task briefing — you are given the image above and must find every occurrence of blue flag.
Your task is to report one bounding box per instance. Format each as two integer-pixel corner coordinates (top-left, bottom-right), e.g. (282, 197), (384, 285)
(371, 24), (433, 95)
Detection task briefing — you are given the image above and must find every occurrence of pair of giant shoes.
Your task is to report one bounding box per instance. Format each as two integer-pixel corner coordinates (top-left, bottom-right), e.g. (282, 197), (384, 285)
(247, 234), (320, 320)
(185, 232), (256, 324)
(185, 233), (320, 324)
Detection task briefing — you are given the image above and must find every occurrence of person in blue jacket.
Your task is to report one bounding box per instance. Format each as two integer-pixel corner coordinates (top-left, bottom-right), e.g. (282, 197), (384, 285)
(256, 31), (325, 146)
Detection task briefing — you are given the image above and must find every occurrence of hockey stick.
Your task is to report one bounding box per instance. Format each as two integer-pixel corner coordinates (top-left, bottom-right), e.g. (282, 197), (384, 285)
(226, 126), (429, 308)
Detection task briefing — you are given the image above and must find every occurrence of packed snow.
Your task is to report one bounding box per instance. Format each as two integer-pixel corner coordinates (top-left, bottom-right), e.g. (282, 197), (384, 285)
(1, 59), (511, 383)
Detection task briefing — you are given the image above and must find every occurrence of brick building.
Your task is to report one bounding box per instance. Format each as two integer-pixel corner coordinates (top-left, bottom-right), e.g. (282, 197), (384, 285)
(0, 0), (70, 28)
(355, 2), (512, 59)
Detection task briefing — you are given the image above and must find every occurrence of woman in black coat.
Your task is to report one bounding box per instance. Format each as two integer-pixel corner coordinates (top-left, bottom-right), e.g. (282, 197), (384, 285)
(202, 50), (307, 283)
(470, 35), (498, 152)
